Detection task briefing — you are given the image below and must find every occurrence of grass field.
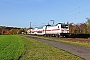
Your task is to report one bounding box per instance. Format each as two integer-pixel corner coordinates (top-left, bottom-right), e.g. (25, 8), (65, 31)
(0, 35), (83, 60)
(0, 35), (25, 60)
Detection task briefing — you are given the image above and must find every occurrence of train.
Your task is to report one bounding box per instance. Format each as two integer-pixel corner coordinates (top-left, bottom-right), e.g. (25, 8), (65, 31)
(27, 23), (70, 37)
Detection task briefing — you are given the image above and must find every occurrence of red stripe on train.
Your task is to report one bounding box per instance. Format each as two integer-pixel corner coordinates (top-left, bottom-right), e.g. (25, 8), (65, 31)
(46, 29), (60, 31)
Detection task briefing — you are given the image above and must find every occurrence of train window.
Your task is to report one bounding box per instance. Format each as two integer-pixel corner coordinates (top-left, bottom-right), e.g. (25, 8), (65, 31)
(58, 26), (59, 28)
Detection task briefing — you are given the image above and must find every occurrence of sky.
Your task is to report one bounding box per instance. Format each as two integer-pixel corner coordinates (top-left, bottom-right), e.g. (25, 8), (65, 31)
(0, 0), (90, 28)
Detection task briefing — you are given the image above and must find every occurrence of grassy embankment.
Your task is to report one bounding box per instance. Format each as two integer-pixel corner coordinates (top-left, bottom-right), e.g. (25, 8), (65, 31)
(0, 35), (83, 60)
(30, 35), (90, 48)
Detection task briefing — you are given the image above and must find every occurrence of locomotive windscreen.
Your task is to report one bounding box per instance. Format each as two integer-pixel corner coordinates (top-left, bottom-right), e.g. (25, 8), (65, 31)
(61, 24), (69, 28)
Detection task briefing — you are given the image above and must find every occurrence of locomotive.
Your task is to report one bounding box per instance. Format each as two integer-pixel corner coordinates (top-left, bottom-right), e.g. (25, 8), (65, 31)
(27, 23), (70, 37)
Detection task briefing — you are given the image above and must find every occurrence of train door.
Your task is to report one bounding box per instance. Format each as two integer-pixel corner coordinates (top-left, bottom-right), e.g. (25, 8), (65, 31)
(57, 24), (61, 35)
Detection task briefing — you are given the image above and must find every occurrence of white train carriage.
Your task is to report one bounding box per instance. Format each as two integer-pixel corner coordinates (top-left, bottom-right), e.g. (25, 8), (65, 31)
(31, 28), (38, 35)
(27, 23), (70, 37)
(45, 23), (69, 37)
(27, 29), (31, 34)
(27, 28), (38, 35)
(36, 27), (45, 35)
(45, 24), (60, 34)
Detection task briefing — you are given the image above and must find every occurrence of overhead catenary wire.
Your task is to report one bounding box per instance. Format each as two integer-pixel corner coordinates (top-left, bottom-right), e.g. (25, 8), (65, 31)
(60, 2), (90, 22)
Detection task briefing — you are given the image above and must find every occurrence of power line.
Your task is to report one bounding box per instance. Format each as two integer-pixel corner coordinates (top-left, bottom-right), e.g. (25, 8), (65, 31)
(60, 2), (90, 20)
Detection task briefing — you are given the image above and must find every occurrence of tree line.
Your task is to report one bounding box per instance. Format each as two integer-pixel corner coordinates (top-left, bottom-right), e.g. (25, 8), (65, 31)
(0, 27), (27, 35)
(69, 18), (90, 34)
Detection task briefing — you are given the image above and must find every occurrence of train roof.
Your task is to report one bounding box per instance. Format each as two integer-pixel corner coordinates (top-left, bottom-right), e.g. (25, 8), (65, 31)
(58, 23), (68, 25)
(45, 24), (51, 26)
(32, 23), (69, 29)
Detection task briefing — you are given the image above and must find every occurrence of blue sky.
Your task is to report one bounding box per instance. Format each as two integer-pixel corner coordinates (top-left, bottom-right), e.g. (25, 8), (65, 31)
(0, 0), (90, 28)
